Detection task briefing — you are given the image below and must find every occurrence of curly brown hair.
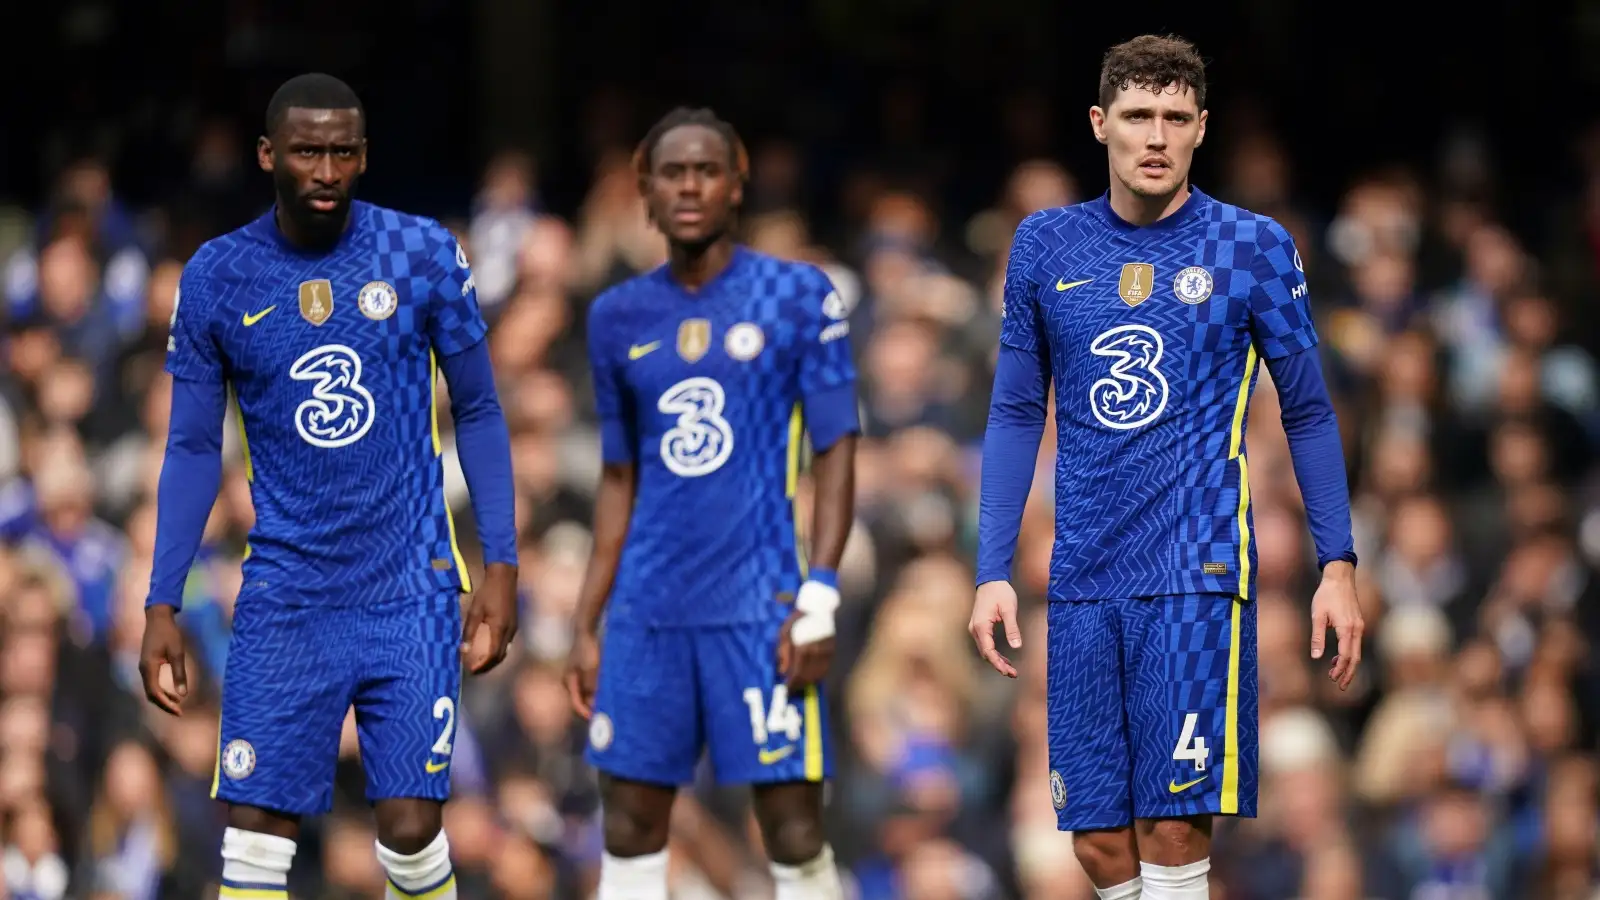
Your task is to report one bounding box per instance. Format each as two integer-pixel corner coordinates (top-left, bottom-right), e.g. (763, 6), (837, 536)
(631, 106), (750, 185)
(1098, 35), (1207, 111)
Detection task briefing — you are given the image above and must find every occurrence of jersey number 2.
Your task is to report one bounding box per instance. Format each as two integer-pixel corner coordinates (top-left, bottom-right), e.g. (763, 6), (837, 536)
(432, 696), (456, 757)
(1173, 712), (1209, 770)
(742, 686), (802, 745)
(658, 376), (734, 478)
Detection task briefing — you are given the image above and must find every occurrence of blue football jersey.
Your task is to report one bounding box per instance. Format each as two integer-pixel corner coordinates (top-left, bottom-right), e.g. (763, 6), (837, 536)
(1001, 189), (1316, 602)
(588, 247), (857, 628)
(166, 202), (488, 606)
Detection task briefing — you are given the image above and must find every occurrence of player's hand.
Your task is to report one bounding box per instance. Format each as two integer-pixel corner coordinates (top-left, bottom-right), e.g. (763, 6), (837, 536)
(778, 574), (841, 691)
(969, 580), (1022, 678)
(1310, 561), (1365, 691)
(462, 562), (519, 675)
(565, 629), (601, 719)
(138, 604), (189, 716)
(777, 611), (836, 691)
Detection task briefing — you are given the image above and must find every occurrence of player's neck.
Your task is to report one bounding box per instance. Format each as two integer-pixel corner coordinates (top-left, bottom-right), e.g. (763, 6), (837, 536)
(666, 238), (736, 292)
(1107, 179), (1191, 227)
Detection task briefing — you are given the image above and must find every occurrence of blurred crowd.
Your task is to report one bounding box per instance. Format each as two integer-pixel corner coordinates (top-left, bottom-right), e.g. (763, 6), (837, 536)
(0, 103), (1598, 900)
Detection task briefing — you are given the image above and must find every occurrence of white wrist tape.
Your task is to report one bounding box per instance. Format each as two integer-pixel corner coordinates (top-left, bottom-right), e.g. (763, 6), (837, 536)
(790, 579), (841, 646)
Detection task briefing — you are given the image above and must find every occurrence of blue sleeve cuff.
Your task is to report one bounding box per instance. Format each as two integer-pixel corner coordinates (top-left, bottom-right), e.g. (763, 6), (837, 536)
(976, 344), (1049, 585)
(148, 378), (227, 609)
(600, 416), (635, 464)
(1266, 347), (1357, 570)
(804, 383), (860, 452)
(439, 339), (519, 566)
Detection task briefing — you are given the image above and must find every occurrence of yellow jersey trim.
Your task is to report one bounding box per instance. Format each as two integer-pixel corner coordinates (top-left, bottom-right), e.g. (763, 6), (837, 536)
(429, 351), (472, 593)
(230, 382), (254, 483)
(1228, 345), (1257, 599)
(786, 403), (808, 578)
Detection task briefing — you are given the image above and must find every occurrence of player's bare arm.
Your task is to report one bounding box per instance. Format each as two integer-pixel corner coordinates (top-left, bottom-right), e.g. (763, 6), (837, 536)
(566, 460), (635, 719)
(780, 434), (855, 690)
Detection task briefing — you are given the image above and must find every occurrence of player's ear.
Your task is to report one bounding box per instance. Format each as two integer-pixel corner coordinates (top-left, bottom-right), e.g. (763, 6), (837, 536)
(1089, 107), (1108, 144)
(359, 139), (369, 176)
(257, 136), (275, 173)
(1195, 110), (1208, 148)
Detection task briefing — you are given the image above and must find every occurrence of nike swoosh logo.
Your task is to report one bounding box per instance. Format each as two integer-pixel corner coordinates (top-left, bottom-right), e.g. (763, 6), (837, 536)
(629, 341), (661, 360)
(242, 306), (277, 326)
(425, 760), (450, 774)
(758, 746), (795, 765)
(1169, 775), (1208, 794)
(1056, 278), (1093, 292)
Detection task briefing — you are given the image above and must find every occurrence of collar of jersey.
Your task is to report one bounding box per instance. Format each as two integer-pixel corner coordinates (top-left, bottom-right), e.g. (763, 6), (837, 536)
(1090, 187), (1209, 234)
(651, 243), (750, 297)
(249, 200), (368, 256)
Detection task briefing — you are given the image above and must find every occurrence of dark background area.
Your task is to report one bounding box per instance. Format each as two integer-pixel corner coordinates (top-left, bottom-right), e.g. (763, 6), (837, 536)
(0, 0), (1585, 237)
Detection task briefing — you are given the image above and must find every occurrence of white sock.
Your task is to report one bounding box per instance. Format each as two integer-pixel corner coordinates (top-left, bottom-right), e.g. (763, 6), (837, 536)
(599, 849), (669, 900)
(1094, 875), (1143, 899)
(1140, 859), (1210, 899)
(771, 844), (843, 900)
(375, 830), (456, 899)
(220, 827), (295, 898)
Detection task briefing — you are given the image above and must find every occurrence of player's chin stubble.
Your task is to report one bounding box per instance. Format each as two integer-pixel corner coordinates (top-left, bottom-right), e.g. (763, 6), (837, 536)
(278, 178), (354, 243)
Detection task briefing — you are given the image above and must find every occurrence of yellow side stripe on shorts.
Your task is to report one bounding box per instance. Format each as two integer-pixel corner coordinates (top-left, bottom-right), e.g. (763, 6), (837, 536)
(209, 728), (222, 799)
(1220, 595), (1243, 814)
(803, 685), (823, 782)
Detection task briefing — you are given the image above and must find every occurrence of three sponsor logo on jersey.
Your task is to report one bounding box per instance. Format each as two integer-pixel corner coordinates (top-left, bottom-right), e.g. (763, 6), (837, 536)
(206, 239), (474, 450)
(636, 285), (849, 479)
(1052, 258), (1306, 430)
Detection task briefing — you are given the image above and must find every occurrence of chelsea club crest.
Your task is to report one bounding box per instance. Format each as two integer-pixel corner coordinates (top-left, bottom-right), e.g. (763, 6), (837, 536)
(358, 281), (399, 321)
(1049, 770), (1067, 809)
(222, 739), (256, 780)
(1173, 266), (1213, 305)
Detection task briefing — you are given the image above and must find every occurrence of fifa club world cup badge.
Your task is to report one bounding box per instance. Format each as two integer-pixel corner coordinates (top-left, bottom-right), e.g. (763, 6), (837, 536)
(678, 318), (712, 363)
(299, 279), (334, 326)
(1118, 263), (1154, 307)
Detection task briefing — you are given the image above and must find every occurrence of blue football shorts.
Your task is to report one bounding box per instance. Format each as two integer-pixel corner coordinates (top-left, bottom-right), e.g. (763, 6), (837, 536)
(584, 619), (832, 786)
(212, 590), (462, 815)
(1045, 593), (1258, 831)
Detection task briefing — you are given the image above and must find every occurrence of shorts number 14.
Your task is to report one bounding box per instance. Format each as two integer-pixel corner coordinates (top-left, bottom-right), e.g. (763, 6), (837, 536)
(742, 686), (803, 745)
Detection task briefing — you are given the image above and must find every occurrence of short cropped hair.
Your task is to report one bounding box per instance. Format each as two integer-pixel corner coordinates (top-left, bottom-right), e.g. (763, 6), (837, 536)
(265, 73), (364, 136)
(1098, 35), (1207, 111)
